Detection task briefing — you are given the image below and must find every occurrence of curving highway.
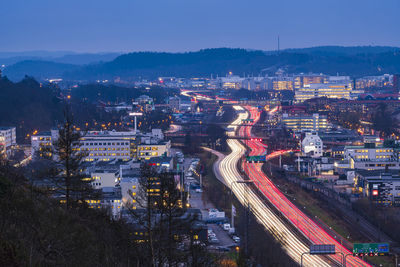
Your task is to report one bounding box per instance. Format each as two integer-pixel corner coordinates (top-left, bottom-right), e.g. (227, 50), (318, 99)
(218, 105), (330, 266)
(240, 106), (370, 267)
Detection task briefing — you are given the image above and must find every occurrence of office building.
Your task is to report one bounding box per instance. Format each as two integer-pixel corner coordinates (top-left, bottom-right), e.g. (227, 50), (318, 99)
(294, 74), (326, 89)
(79, 131), (137, 162)
(219, 74), (245, 89)
(295, 82), (355, 102)
(282, 113), (329, 132)
(354, 170), (400, 206)
(32, 129), (168, 162)
(137, 140), (171, 160)
(273, 77), (294, 91)
(344, 143), (397, 162)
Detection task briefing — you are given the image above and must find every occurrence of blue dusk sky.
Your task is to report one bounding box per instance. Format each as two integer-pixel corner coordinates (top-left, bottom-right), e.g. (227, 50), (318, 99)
(0, 0), (399, 52)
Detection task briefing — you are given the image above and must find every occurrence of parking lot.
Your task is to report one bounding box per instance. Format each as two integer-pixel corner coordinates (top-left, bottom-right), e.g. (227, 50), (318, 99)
(173, 149), (239, 250)
(188, 182), (237, 249)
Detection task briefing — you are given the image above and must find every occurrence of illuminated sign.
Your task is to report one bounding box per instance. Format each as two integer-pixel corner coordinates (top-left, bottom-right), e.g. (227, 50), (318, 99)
(246, 155), (266, 163)
(372, 190), (379, 196)
(353, 243), (389, 256)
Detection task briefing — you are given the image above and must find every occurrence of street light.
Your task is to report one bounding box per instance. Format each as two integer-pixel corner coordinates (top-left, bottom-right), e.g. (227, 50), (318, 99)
(129, 112), (143, 133)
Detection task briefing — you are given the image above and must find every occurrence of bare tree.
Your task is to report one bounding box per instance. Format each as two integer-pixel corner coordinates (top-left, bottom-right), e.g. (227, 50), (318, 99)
(53, 105), (91, 208)
(128, 163), (209, 267)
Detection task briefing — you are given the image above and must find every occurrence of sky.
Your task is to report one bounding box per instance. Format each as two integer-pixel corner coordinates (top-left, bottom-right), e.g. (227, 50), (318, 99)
(0, 0), (399, 53)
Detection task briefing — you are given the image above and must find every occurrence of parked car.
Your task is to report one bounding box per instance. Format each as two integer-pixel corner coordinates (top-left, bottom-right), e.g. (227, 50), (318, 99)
(208, 233), (216, 238)
(209, 237), (219, 244)
(232, 236), (240, 243)
(223, 223), (231, 231)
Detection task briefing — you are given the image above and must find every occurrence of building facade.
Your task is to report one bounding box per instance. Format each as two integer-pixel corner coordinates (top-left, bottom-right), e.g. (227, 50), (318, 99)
(354, 170), (400, 206)
(295, 82), (355, 102)
(282, 113), (329, 132)
(0, 127), (16, 156)
(302, 132), (323, 158)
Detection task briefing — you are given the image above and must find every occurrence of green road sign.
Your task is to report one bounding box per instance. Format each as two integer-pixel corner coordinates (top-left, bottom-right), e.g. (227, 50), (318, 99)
(246, 155), (266, 163)
(353, 243), (389, 256)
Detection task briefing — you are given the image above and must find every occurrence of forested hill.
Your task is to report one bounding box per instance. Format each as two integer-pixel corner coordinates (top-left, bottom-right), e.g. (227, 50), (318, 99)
(0, 76), (63, 140)
(3, 46), (400, 81)
(0, 77), (180, 142)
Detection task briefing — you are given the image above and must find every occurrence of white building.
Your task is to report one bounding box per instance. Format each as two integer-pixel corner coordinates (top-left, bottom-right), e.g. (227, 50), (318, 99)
(0, 127), (16, 156)
(0, 127), (16, 148)
(79, 130), (137, 162)
(344, 146), (396, 162)
(91, 170), (119, 189)
(302, 132), (323, 158)
(32, 129), (168, 162)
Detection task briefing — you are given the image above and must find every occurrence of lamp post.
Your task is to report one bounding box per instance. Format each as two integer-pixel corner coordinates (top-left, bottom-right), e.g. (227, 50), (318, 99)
(129, 112), (143, 134)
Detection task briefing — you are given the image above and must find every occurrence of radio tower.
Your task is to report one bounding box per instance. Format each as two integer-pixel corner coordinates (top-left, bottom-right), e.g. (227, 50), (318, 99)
(278, 35), (280, 54)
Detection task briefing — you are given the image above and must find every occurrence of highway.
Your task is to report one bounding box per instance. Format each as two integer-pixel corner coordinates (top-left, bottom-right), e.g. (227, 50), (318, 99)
(240, 106), (370, 267)
(218, 105), (331, 266)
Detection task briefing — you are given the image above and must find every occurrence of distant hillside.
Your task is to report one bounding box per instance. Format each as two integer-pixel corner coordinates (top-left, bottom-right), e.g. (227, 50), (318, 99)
(282, 46), (400, 56)
(66, 47), (400, 79)
(51, 53), (121, 65)
(0, 52), (121, 70)
(4, 46), (400, 81)
(3, 60), (79, 81)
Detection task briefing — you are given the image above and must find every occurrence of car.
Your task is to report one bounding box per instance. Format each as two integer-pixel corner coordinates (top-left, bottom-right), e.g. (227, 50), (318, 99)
(209, 237), (219, 244)
(195, 188), (203, 193)
(232, 236), (240, 243)
(208, 233), (216, 238)
(222, 223), (231, 231)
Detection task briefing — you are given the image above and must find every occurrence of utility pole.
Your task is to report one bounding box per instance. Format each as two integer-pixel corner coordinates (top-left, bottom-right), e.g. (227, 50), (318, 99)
(244, 183), (249, 256)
